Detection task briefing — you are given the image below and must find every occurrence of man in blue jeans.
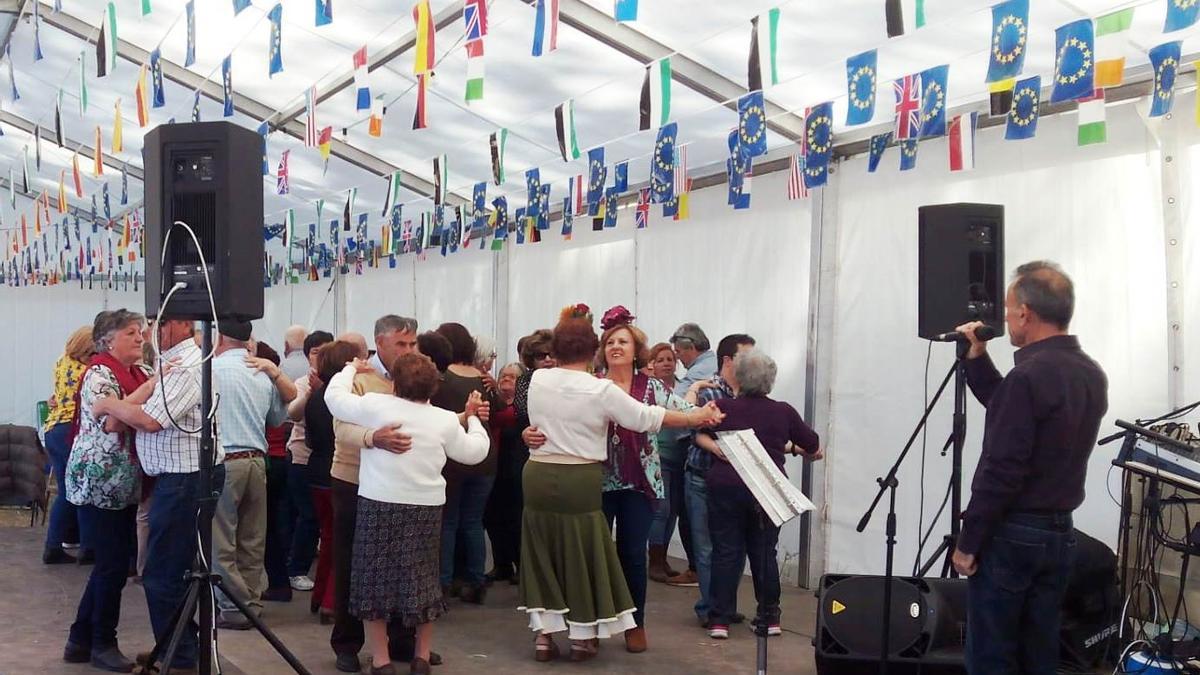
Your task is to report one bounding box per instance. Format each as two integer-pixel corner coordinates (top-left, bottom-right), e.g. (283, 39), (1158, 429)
(97, 317), (221, 673)
(951, 262), (1107, 674)
(683, 333), (756, 627)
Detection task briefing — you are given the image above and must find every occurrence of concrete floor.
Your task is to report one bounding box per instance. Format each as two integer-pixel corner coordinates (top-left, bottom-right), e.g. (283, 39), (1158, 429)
(0, 522), (819, 675)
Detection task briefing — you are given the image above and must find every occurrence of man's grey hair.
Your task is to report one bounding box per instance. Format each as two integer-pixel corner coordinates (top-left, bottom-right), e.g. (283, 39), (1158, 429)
(374, 314), (418, 337)
(474, 334), (496, 366)
(284, 325), (307, 350)
(93, 309), (145, 353)
(1012, 261), (1074, 329)
(670, 323), (711, 352)
(734, 348), (777, 397)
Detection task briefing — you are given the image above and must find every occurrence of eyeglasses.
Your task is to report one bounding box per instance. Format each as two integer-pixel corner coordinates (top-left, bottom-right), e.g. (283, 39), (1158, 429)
(535, 352), (552, 359)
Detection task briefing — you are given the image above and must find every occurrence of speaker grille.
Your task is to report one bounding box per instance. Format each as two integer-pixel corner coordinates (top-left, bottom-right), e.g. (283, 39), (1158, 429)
(169, 192), (217, 265)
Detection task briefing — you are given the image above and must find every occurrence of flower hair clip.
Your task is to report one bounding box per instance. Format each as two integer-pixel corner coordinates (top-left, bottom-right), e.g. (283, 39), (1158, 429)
(600, 305), (636, 331)
(559, 303), (594, 324)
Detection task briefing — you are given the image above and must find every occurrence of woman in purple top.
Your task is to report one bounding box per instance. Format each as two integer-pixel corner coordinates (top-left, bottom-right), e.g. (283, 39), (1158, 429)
(695, 349), (822, 640)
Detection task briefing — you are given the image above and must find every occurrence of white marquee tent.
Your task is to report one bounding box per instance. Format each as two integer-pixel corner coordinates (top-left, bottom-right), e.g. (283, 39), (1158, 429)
(0, 0), (1196, 587)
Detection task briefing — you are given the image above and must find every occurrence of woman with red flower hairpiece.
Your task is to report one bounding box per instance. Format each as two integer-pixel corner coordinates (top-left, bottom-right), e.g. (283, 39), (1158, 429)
(517, 305), (724, 664)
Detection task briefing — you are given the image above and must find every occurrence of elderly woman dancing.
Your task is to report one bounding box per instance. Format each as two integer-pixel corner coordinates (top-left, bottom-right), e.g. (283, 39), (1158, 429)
(63, 310), (159, 672)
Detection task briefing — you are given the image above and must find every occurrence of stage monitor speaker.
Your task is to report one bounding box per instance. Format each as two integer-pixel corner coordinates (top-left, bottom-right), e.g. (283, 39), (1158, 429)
(814, 574), (967, 675)
(143, 121), (263, 321)
(917, 203), (1005, 341)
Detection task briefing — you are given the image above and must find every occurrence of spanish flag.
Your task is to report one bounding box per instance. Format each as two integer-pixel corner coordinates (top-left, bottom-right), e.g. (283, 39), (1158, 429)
(134, 65), (150, 127)
(413, 1), (435, 76)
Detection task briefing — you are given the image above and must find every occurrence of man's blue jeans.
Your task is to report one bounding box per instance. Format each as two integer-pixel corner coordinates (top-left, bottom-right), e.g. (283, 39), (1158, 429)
(45, 422), (86, 550)
(286, 460), (318, 577)
(966, 512), (1076, 675)
(143, 465), (225, 669)
(440, 473), (495, 587)
(684, 469), (712, 621)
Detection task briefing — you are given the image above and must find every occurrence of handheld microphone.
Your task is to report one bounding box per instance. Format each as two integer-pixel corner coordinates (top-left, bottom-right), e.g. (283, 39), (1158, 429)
(930, 324), (999, 343)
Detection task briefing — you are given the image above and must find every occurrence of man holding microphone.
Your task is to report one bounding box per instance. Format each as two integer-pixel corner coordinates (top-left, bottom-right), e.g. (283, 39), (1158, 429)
(951, 261), (1108, 674)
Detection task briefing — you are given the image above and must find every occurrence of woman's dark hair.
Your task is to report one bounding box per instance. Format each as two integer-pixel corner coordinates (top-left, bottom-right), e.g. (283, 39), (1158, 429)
(316, 340), (362, 383)
(303, 330), (335, 358)
(417, 331), (453, 373)
(520, 329), (554, 369)
(391, 353), (441, 401)
(435, 322), (476, 366)
(255, 341), (281, 366)
(551, 318), (599, 365)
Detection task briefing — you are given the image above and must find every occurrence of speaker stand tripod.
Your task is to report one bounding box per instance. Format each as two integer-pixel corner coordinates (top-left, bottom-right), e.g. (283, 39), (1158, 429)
(856, 340), (970, 674)
(136, 321), (311, 675)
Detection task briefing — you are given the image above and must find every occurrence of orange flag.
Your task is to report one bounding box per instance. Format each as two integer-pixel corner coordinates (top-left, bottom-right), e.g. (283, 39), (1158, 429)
(94, 127), (104, 176)
(72, 153), (84, 197)
(134, 65), (150, 128)
(57, 171), (67, 213)
(112, 98), (123, 153)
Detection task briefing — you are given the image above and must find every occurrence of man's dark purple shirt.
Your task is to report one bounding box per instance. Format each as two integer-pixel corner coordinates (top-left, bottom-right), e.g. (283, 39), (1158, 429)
(960, 335), (1108, 556)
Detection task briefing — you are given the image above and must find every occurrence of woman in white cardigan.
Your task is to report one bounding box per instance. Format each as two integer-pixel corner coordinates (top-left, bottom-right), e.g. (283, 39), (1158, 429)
(324, 353), (489, 675)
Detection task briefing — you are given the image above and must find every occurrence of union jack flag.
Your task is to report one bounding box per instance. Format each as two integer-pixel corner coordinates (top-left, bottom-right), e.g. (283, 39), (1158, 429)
(304, 86), (319, 147)
(893, 74), (922, 141)
(276, 150), (290, 195)
(635, 188), (650, 229)
(464, 0), (488, 43)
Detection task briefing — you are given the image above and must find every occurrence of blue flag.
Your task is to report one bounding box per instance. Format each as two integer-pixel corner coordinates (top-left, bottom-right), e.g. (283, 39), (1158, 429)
(561, 197), (573, 236)
(514, 207), (526, 244)
(804, 102), (833, 182)
(651, 122), (677, 204)
(221, 56), (234, 117)
(726, 130), (750, 209)
(737, 91), (768, 157)
(899, 139), (919, 171)
(613, 161), (628, 193)
(1050, 19), (1094, 104)
(986, 0), (1029, 83)
(614, 0), (637, 22)
(491, 196), (508, 239)
(525, 168), (541, 218)
(472, 182), (487, 231)
(868, 132), (892, 173)
(538, 184), (551, 230)
(1005, 75), (1040, 140)
(845, 50), (877, 126)
(269, 4), (284, 77)
(91, 195), (98, 232)
(587, 147), (606, 211)
(316, 0), (333, 27)
(102, 183), (111, 221)
(150, 49), (165, 107)
(603, 188), (618, 228)
(32, 0), (43, 61)
(257, 121), (269, 175)
(233, 0), (251, 15)
(919, 65), (949, 138)
(120, 165), (128, 205)
(1150, 41), (1182, 117)
(185, 1), (196, 67)
(1165, 0), (1199, 32)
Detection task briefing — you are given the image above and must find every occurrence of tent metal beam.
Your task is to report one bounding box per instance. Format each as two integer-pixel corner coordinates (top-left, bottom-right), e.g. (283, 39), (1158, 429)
(270, 1), (465, 129)
(0, 0), (28, 58)
(38, 3), (467, 206)
(522, 0), (807, 143)
(0, 110), (145, 180)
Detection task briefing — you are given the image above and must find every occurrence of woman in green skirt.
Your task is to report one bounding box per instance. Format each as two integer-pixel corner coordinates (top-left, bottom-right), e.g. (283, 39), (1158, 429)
(518, 305), (724, 662)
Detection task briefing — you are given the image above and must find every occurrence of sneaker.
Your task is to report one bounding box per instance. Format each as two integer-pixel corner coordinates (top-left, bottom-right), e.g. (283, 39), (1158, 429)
(62, 542), (81, 550)
(767, 624), (782, 637)
(708, 624), (729, 640)
(289, 575), (315, 591)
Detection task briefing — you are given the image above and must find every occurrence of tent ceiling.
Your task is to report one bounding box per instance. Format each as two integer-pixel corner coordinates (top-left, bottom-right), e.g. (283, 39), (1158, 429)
(0, 0), (1190, 226)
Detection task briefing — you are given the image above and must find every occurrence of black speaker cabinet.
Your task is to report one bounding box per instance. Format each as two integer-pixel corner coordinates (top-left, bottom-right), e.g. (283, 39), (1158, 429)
(917, 203), (1005, 341)
(814, 575), (967, 675)
(143, 121), (264, 321)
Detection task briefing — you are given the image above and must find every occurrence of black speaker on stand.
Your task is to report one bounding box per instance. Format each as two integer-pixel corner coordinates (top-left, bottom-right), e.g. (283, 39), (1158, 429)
(139, 121), (307, 675)
(917, 203), (1005, 340)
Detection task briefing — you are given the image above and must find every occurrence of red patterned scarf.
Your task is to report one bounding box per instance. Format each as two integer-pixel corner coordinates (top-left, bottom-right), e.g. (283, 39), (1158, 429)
(66, 351), (150, 460)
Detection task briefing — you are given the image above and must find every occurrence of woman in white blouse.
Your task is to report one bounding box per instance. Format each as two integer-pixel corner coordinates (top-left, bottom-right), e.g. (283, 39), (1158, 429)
(516, 306), (723, 663)
(324, 353), (489, 675)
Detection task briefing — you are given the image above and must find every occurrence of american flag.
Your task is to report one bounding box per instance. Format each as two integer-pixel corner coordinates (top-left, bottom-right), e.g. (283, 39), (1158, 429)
(304, 86), (319, 147)
(787, 153), (806, 200)
(635, 188), (650, 229)
(893, 74), (922, 141)
(573, 173), (584, 214)
(673, 144), (688, 197)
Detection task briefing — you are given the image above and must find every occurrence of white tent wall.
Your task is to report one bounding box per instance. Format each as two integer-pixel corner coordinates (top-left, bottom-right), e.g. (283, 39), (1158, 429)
(823, 100), (1179, 576)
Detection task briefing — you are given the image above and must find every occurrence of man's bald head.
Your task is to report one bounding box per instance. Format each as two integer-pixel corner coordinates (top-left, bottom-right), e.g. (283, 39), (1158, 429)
(284, 325), (307, 353)
(338, 332), (369, 358)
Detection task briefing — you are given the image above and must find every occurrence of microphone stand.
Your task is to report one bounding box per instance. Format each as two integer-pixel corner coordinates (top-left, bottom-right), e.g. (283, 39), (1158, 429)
(856, 340), (971, 674)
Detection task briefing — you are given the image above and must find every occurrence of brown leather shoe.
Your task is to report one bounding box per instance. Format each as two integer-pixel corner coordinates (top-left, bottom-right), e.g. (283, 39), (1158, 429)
(534, 637), (560, 662)
(625, 626), (648, 653)
(409, 657), (432, 674)
(648, 545), (674, 583)
(666, 569), (699, 587)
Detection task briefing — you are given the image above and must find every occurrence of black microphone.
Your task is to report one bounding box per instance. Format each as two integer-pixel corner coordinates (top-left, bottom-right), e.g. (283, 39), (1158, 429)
(930, 324), (998, 343)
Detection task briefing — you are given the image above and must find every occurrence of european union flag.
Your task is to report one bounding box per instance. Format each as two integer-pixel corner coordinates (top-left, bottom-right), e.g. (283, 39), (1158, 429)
(868, 132), (892, 173)
(268, 4), (284, 77)
(846, 50), (877, 126)
(587, 147), (606, 211)
(150, 49), (165, 107)
(185, 1), (196, 67)
(525, 168), (541, 218)
(919, 65), (949, 138)
(726, 130), (750, 209)
(491, 196), (508, 239)
(561, 197), (573, 237)
(257, 121), (269, 176)
(603, 188), (618, 228)
(538, 184), (551, 230)
(472, 182), (487, 230)
(1165, 0), (1199, 32)
(986, 0), (1028, 83)
(1150, 41), (1181, 117)
(514, 207), (526, 244)
(613, 161), (628, 193)
(737, 91), (768, 157)
(804, 102), (833, 178)
(1005, 75), (1040, 140)
(221, 56), (234, 117)
(1050, 19), (1094, 104)
(899, 139), (919, 171)
(651, 122), (676, 204)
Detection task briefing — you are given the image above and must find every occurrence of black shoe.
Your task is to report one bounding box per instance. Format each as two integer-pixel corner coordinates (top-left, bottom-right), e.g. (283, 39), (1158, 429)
(429, 651), (442, 666)
(261, 587), (293, 603)
(44, 547), (77, 565)
(484, 565), (514, 585)
(335, 652), (362, 673)
(732, 612), (746, 624)
(216, 615), (253, 631)
(410, 657), (431, 674)
(77, 549), (96, 566)
(90, 646), (135, 673)
(370, 664), (398, 675)
(459, 583), (486, 605)
(63, 641), (90, 663)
